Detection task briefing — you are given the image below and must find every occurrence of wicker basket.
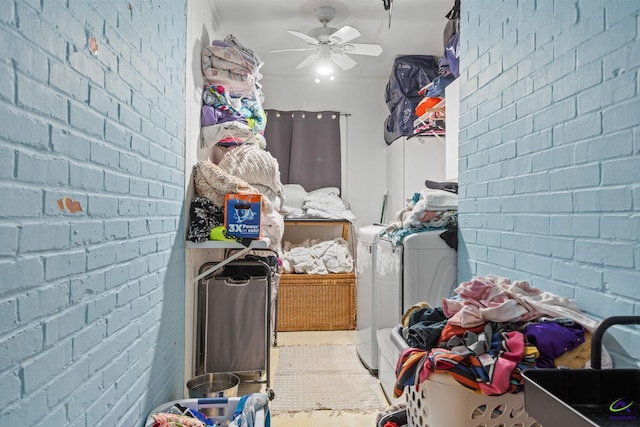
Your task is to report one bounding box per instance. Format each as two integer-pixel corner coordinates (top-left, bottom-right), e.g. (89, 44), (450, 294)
(276, 273), (356, 331)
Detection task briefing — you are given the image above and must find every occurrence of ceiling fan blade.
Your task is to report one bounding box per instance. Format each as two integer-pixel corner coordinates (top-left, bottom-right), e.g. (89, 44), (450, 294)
(329, 25), (361, 44)
(269, 47), (317, 54)
(286, 30), (320, 45)
(296, 52), (320, 69)
(332, 52), (357, 70)
(340, 43), (383, 56)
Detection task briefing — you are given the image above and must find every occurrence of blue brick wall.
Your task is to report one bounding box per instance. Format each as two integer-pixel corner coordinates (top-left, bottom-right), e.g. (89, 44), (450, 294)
(0, 1), (186, 425)
(459, 1), (640, 365)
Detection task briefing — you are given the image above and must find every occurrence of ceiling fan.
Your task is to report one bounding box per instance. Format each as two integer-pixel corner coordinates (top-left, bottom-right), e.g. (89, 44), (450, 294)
(269, 6), (383, 72)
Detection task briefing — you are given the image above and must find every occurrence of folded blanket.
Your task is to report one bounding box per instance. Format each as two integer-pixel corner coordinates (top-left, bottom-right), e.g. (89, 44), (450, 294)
(202, 44), (258, 74)
(201, 121), (255, 148)
(202, 67), (256, 96)
(419, 188), (458, 210)
(302, 192), (356, 222)
(222, 34), (263, 69)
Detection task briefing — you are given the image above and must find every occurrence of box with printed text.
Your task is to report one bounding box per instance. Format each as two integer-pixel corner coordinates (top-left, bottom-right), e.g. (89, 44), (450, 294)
(224, 193), (262, 239)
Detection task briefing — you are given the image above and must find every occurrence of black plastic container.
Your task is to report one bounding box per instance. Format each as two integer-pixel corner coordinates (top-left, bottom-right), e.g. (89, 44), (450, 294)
(523, 316), (640, 427)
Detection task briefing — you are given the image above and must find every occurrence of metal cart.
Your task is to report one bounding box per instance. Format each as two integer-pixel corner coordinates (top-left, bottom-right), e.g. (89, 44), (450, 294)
(195, 258), (275, 400)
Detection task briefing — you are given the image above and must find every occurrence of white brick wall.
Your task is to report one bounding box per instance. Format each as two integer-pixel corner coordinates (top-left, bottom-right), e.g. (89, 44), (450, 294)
(459, 1), (640, 365)
(0, 0), (186, 424)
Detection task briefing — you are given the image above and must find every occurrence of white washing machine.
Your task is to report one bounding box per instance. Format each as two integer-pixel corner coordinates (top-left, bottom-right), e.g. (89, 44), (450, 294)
(355, 224), (386, 374)
(375, 229), (458, 403)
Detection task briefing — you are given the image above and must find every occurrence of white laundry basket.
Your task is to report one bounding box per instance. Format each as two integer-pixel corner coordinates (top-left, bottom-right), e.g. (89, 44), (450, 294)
(405, 372), (541, 427)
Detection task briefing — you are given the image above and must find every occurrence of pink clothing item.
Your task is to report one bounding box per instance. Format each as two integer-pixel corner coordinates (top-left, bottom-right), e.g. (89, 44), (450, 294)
(479, 331), (524, 396)
(442, 276), (537, 327)
(442, 275), (599, 332)
(498, 279), (599, 332)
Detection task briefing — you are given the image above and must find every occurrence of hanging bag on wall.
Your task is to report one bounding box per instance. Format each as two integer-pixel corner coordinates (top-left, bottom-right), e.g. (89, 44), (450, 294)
(442, 0), (460, 50)
(439, 0), (461, 77)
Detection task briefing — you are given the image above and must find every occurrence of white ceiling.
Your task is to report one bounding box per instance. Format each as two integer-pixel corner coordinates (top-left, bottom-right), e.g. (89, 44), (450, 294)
(211, 0), (453, 80)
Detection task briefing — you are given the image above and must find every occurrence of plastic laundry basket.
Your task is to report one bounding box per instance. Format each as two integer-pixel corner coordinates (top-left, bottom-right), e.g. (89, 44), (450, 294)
(406, 372), (541, 427)
(144, 397), (266, 427)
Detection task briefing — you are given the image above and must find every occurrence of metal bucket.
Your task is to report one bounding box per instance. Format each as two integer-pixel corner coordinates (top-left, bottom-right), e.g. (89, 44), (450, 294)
(186, 373), (240, 417)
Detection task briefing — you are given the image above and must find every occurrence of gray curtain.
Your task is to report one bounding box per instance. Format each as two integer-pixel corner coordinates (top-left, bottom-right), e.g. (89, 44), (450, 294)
(264, 110), (341, 192)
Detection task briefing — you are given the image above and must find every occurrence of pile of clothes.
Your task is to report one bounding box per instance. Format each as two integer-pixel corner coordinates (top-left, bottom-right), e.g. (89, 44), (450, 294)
(188, 148), (285, 252)
(149, 393), (270, 427)
(280, 237), (353, 275)
(201, 35), (267, 149)
(394, 274), (608, 398)
(189, 35), (286, 252)
(381, 179), (458, 248)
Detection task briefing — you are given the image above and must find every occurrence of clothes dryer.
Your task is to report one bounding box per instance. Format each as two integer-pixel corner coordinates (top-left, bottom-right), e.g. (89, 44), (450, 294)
(375, 229), (458, 403)
(355, 224), (385, 373)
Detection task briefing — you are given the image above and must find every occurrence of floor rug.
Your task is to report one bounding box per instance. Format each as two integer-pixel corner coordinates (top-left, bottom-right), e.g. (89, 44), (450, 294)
(270, 344), (388, 414)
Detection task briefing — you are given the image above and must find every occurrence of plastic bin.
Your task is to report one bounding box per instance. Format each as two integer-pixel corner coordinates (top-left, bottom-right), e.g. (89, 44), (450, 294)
(405, 371), (540, 427)
(522, 316), (640, 427)
(145, 397), (266, 427)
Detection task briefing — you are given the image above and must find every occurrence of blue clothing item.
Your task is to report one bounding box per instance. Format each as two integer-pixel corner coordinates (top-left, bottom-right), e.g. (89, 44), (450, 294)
(404, 306), (448, 351)
(381, 225), (448, 245)
(232, 393), (270, 427)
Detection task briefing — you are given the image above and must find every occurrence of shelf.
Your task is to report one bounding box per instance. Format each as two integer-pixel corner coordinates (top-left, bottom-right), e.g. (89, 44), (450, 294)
(188, 237), (271, 283)
(186, 238), (270, 249)
(413, 98), (446, 128)
(284, 219), (350, 240)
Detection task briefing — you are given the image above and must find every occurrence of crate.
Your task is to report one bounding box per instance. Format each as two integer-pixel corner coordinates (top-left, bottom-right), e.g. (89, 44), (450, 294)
(276, 273), (356, 331)
(406, 372), (540, 427)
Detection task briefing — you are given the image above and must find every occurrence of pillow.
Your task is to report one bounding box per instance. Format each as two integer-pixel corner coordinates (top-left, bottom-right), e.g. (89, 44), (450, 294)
(283, 184), (308, 210)
(307, 186), (340, 197)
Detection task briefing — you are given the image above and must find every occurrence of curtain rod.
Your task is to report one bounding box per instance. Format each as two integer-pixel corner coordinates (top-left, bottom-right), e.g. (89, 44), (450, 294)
(266, 110), (351, 116)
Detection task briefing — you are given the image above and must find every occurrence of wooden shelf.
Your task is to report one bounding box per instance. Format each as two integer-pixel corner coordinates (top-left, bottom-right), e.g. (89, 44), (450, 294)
(284, 219), (350, 240)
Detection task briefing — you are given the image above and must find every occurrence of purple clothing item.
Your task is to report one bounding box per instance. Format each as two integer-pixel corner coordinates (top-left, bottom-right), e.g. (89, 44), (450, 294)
(201, 105), (247, 127)
(524, 321), (585, 368)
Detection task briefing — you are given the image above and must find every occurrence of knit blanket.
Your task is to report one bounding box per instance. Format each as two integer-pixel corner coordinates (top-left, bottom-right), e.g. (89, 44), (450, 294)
(218, 144), (285, 211)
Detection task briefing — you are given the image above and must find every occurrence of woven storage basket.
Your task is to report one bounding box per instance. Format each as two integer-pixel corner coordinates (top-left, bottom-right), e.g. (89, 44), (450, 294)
(406, 372), (540, 427)
(276, 273), (356, 331)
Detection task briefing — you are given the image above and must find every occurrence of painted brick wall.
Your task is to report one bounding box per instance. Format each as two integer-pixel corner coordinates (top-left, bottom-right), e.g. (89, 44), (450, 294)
(0, 1), (187, 425)
(458, 1), (640, 365)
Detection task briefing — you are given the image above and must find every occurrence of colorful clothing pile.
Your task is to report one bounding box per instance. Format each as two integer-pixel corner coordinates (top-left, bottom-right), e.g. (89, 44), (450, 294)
(201, 35), (266, 148)
(394, 275), (602, 398)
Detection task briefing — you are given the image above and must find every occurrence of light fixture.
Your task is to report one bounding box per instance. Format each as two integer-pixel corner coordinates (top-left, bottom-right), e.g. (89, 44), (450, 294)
(314, 69), (335, 83)
(317, 62), (332, 76)
(316, 45), (333, 76)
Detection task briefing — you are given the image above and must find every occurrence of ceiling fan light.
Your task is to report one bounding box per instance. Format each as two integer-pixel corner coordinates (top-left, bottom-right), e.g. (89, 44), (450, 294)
(329, 74), (335, 81)
(317, 65), (332, 75)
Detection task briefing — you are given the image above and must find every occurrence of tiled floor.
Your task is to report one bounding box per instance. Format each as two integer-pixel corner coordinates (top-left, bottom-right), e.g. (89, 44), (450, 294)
(238, 330), (388, 427)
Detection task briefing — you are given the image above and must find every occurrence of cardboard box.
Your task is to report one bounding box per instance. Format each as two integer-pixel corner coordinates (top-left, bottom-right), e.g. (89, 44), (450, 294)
(224, 193), (262, 239)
